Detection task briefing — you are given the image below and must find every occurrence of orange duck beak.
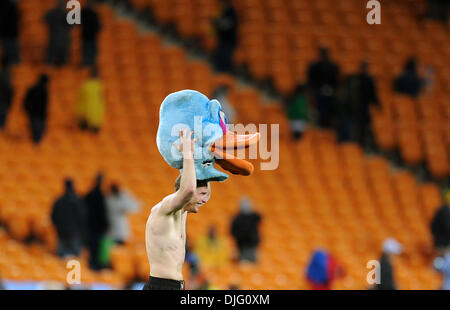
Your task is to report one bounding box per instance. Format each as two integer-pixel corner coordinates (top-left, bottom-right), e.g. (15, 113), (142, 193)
(210, 131), (260, 176)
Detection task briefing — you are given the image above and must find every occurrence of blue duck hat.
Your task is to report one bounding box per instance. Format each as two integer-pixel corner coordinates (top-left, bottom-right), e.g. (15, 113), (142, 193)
(156, 89), (259, 182)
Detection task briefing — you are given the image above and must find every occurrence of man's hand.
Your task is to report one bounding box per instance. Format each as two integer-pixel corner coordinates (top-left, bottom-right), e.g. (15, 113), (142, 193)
(173, 128), (197, 159)
(164, 128), (198, 215)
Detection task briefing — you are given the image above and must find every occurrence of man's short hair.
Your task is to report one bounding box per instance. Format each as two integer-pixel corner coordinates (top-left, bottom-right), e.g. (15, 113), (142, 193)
(174, 175), (209, 192)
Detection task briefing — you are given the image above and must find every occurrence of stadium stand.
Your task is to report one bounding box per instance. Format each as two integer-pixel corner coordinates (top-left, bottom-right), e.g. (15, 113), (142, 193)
(128, 0), (449, 180)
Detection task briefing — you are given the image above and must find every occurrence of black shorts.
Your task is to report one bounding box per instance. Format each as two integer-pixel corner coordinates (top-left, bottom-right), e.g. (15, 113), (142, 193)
(142, 276), (185, 290)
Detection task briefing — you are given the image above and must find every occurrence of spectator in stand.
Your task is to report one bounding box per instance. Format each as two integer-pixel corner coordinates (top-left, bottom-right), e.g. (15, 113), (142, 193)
(430, 189), (450, 255)
(0, 0), (20, 66)
(230, 197), (261, 263)
(338, 61), (379, 146)
(76, 67), (104, 133)
(374, 238), (403, 290)
(336, 76), (356, 143)
(284, 84), (309, 140)
(433, 247), (450, 290)
(51, 179), (88, 258)
(211, 85), (236, 124)
(194, 226), (230, 268)
(211, 0), (238, 73)
(305, 249), (345, 290)
(307, 47), (340, 129)
(0, 65), (13, 131)
(80, 1), (101, 67)
(105, 183), (140, 245)
(23, 74), (49, 144)
(393, 57), (424, 98)
(44, 0), (73, 66)
(84, 173), (109, 270)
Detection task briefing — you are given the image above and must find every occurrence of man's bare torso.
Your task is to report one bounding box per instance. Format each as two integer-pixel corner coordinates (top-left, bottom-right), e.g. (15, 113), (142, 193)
(145, 194), (187, 281)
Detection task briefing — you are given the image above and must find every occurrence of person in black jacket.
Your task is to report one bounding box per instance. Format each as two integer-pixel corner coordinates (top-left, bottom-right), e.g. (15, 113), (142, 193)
(0, 65), (13, 130)
(426, 0), (449, 23)
(307, 47), (340, 129)
(84, 172), (109, 270)
(338, 61), (379, 146)
(0, 0), (20, 66)
(393, 57), (424, 98)
(44, 0), (73, 66)
(230, 197), (261, 263)
(23, 74), (49, 144)
(431, 190), (450, 255)
(80, 1), (101, 67)
(211, 0), (238, 73)
(51, 179), (87, 258)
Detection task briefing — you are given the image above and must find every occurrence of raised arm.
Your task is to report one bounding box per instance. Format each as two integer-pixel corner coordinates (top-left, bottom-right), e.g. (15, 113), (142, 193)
(163, 128), (197, 215)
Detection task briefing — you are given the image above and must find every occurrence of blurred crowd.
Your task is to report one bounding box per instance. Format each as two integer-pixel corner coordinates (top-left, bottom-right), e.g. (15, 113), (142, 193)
(0, 0), (102, 67)
(183, 196), (262, 290)
(304, 190), (450, 290)
(50, 173), (140, 271)
(284, 47), (434, 151)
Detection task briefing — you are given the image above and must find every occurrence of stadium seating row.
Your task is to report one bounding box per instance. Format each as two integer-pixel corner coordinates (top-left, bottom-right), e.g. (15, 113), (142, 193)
(127, 0), (450, 179)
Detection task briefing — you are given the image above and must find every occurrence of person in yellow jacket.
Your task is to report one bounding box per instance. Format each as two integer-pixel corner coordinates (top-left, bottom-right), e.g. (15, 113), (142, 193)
(77, 68), (104, 133)
(194, 226), (230, 269)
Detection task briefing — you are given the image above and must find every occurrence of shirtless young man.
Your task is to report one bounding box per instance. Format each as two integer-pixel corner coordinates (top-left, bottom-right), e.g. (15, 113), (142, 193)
(143, 128), (211, 290)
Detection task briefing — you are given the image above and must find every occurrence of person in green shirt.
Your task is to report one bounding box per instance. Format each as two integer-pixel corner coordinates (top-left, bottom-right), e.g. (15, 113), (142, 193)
(285, 84), (309, 140)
